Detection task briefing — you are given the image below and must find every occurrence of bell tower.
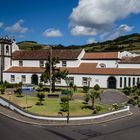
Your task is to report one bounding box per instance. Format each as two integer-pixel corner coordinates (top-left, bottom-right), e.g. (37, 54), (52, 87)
(0, 36), (12, 81)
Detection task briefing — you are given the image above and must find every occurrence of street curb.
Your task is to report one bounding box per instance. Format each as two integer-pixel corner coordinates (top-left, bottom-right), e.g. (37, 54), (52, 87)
(0, 110), (133, 126)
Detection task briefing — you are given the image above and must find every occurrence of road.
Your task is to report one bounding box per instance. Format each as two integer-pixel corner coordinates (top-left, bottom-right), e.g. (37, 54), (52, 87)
(0, 109), (140, 140)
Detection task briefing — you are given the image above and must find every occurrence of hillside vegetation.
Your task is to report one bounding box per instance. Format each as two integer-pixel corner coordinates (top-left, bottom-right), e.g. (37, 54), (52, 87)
(17, 33), (140, 52)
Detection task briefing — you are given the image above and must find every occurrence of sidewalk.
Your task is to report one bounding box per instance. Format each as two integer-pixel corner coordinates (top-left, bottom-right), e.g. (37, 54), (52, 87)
(0, 105), (133, 126)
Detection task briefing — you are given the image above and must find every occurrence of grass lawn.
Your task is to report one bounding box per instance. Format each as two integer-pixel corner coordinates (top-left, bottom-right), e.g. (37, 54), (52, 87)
(0, 93), (110, 117)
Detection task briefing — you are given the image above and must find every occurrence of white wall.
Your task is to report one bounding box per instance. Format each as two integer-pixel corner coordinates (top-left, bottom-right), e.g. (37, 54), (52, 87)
(118, 63), (140, 68)
(12, 60), (46, 67)
(4, 57), (11, 70)
(81, 60), (118, 68)
(3, 72), (41, 84)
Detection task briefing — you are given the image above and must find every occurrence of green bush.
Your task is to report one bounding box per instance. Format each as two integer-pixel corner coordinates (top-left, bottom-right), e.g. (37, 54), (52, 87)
(61, 90), (72, 95)
(61, 90), (73, 100)
(73, 85), (77, 92)
(94, 84), (100, 91)
(123, 87), (132, 96)
(69, 82), (74, 88)
(84, 93), (90, 104)
(60, 96), (69, 112)
(36, 92), (45, 105)
(83, 86), (90, 93)
(93, 105), (102, 114)
(112, 103), (120, 110)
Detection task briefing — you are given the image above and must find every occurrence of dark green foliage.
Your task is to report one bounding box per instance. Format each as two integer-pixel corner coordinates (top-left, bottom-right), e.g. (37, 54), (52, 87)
(137, 82), (140, 90)
(14, 82), (23, 97)
(90, 90), (101, 110)
(40, 53), (68, 92)
(73, 85), (77, 92)
(2, 81), (17, 88)
(69, 82), (74, 88)
(93, 105), (102, 114)
(60, 96), (69, 112)
(84, 93), (90, 104)
(94, 84), (100, 91)
(83, 86), (90, 93)
(0, 83), (6, 94)
(36, 92), (45, 105)
(38, 83), (43, 88)
(123, 87), (132, 96)
(61, 90), (73, 100)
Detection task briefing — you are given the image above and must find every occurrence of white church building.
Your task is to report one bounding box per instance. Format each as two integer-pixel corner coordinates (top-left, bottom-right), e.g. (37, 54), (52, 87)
(1, 37), (140, 89)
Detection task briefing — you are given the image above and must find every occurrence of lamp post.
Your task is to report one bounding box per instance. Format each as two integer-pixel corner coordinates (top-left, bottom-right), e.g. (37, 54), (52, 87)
(67, 97), (70, 123)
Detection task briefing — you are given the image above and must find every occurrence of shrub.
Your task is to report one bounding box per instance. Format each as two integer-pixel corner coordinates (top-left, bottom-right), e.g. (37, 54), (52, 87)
(61, 90), (73, 100)
(95, 105), (102, 112)
(0, 85), (6, 94)
(123, 87), (132, 96)
(112, 103), (121, 110)
(38, 83), (43, 88)
(94, 84), (100, 91)
(69, 82), (74, 88)
(84, 93), (90, 104)
(36, 92), (45, 105)
(60, 96), (69, 112)
(83, 86), (89, 93)
(93, 105), (102, 114)
(73, 85), (77, 92)
(61, 90), (71, 95)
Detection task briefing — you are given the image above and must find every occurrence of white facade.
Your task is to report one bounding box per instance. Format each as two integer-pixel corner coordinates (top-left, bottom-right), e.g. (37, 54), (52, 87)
(1, 39), (140, 89)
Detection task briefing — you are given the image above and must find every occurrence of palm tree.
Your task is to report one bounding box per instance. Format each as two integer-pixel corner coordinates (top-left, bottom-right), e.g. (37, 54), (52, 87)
(89, 90), (101, 110)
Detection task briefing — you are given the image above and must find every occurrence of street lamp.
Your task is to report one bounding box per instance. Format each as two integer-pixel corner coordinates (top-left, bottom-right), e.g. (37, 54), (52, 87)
(67, 97), (70, 123)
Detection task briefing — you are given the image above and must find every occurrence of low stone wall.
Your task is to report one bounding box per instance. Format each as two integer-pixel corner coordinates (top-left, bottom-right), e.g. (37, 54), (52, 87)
(0, 96), (130, 121)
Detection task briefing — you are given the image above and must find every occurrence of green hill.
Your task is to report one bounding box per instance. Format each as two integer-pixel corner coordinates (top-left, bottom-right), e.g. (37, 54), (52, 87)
(17, 33), (140, 53)
(81, 33), (140, 52)
(17, 41), (49, 50)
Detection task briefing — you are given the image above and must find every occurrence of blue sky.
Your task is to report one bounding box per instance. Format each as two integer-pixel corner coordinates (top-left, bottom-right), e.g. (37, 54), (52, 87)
(0, 0), (140, 46)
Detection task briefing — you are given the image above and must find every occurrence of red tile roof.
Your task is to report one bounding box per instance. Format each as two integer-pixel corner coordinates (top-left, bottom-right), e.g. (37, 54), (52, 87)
(4, 67), (45, 73)
(82, 52), (119, 60)
(4, 63), (140, 76)
(61, 63), (140, 76)
(12, 49), (82, 60)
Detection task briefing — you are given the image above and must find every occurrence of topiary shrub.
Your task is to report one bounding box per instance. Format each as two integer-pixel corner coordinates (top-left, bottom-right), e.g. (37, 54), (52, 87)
(36, 92), (45, 105)
(60, 96), (69, 112)
(94, 84), (100, 91)
(83, 86), (89, 93)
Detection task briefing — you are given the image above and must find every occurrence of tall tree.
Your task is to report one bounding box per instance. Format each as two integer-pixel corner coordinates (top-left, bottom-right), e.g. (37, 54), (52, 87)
(40, 51), (68, 92)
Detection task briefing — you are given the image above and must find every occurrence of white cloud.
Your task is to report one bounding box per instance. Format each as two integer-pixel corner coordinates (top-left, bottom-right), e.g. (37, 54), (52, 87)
(71, 25), (96, 36)
(106, 24), (134, 40)
(87, 38), (97, 44)
(0, 22), (4, 28)
(43, 28), (63, 37)
(70, 0), (140, 36)
(5, 19), (28, 33)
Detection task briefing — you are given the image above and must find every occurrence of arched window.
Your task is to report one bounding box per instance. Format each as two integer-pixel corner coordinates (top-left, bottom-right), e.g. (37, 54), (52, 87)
(99, 63), (106, 68)
(6, 45), (9, 54)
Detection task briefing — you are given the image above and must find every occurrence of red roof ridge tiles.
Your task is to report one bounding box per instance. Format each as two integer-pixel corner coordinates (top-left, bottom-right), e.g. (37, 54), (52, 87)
(12, 49), (82, 60)
(82, 52), (119, 60)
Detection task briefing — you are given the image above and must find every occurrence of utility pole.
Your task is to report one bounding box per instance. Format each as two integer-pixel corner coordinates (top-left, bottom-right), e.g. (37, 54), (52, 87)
(49, 46), (52, 94)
